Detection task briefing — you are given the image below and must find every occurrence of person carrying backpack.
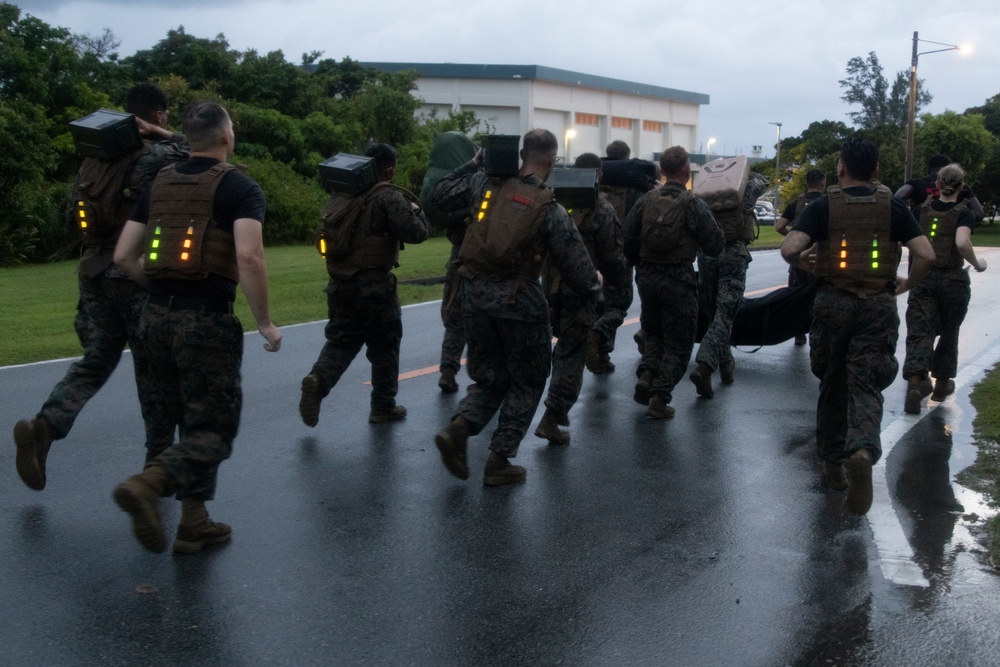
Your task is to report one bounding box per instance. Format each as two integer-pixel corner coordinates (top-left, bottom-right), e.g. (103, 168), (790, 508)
(299, 143), (430, 427)
(625, 146), (724, 419)
(430, 129), (602, 486)
(13, 83), (188, 492)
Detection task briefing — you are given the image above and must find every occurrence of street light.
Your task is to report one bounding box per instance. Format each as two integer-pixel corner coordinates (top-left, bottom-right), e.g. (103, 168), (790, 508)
(769, 121), (782, 214)
(905, 31), (970, 182)
(564, 128), (577, 167)
(706, 137), (716, 163)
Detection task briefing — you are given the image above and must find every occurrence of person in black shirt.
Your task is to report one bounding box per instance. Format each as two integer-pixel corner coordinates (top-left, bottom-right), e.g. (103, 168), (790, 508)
(895, 153), (985, 221)
(776, 168), (826, 345)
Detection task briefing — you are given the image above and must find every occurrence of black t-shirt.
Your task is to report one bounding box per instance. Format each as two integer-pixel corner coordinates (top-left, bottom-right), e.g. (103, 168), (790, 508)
(132, 157), (267, 301)
(781, 191), (823, 221)
(792, 186), (923, 244)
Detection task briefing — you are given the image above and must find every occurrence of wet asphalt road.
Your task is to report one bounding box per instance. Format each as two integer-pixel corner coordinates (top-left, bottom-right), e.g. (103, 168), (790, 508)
(3, 249), (1000, 666)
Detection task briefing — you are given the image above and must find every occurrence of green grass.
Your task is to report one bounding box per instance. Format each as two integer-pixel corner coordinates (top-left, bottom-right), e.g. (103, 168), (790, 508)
(958, 365), (1000, 564)
(0, 237), (453, 366)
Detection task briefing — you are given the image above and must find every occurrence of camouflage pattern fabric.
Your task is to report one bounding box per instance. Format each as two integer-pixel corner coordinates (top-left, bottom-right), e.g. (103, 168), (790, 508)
(37, 270), (175, 455)
(635, 265), (700, 402)
(309, 185), (429, 410)
(696, 242), (752, 370)
(309, 271), (405, 411)
(544, 197), (625, 418)
(141, 302), (244, 500)
(457, 309), (552, 457)
(431, 163), (601, 458)
(810, 288), (900, 464)
(593, 271), (633, 355)
(902, 268), (971, 380)
(439, 240), (466, 375)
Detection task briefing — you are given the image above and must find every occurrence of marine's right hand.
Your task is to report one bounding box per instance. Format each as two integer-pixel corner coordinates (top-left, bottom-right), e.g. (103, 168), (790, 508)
(259, 322), (282, 352)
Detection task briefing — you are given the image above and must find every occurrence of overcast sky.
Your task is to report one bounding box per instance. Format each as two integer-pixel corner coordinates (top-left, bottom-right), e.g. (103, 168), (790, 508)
(16, 0), (1000, 159)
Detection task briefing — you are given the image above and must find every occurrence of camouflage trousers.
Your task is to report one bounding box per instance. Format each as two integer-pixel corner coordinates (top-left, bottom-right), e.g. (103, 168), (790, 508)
(454, 312), (552, 458)
(592, 268), (633, 355)
(141, 302), (244, 501)
(544, 295), (596, 418)
(902, 268), (970, 381)
(696, 243), (750, 370)
(310, 272), (402, 411)
(810, 288), (899, 464)
(439, 245), (466, 374)
(636, 268), (699, 403)
(38, 269), (174, 454)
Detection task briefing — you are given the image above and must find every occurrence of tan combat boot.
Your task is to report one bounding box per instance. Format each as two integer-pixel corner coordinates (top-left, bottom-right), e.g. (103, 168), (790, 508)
(904, 375), (924, 415)
(435, 415), (471, 480)
(931, 378), (955, 402)
(646, 395), (675, 420)
(689, 362), (715, 398)
(438, 366), (459, 393)
(173, 498), (232, 554)
(113, 465), (173, 553)
(633, 370), (654, 406)
(821, 460), (848, 491)
(13, 416), (55, 491)
(535, 408), (570, 445)
(483, 452), (526, 487)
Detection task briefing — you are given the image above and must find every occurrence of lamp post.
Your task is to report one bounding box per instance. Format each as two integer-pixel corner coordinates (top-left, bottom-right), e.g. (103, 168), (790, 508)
(706, 137), (716, 163)
(905, 31), (969, 182)
(769, 121), (782, 215)
(564, 128), (576, 168)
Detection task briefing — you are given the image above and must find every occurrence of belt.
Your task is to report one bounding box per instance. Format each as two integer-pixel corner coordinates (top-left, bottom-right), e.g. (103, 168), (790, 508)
(147, 293), (234, 314)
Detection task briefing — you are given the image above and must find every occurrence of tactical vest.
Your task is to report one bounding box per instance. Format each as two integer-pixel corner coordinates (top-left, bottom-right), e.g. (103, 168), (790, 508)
(143, 163), (239, 282)
(814, 186), (898, 297)
(321, 182), (401, 279)
(919, 201), (966, 270)
(714, 206), (755, 244)
(639, 185), (698, 264)
(458, 176), (554, 282)
(599, 184), (631, 221)
(71, 144), (148, 250)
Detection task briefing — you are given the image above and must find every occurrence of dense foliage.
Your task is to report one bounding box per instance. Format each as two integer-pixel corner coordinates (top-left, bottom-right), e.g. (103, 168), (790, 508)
(0, 5), (475, 265)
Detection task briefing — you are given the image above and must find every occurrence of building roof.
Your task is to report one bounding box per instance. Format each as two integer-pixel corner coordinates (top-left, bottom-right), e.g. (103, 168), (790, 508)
(363, 62), (710, 106)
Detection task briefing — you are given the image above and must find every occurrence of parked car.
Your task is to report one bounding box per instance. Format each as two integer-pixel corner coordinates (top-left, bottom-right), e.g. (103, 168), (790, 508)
(754, 202), (777, 225)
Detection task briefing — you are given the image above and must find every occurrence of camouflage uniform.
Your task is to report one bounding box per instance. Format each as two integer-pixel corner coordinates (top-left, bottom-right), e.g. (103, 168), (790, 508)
(543, 197), (626, 419)
(594, 184), (645, 354)
(132, 156), (268, 500)
(439, 227), (467, 376)
(793, 187), (924, 463)
(624, 183), (725, 402)
(308, 187), (429, 410)
(902, 202), (975, 382)
(431, 163), (601, 458)
(34, 138), (186, 456)
(695, 241), (751, 370)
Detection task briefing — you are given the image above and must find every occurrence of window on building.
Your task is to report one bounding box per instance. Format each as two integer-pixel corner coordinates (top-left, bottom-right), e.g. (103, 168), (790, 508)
(575, 112), (599, 126)
(611, 116), (633, 129)
(643, 120), (665, 133)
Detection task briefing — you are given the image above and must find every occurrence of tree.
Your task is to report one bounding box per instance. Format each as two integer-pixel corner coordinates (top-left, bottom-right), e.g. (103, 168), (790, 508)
(125, 27), (236, 90)
(839, 52), (931, 135)
(913, 110), (995, 181)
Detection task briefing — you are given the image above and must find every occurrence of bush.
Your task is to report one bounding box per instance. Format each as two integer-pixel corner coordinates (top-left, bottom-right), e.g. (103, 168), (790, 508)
(237, 154), (327, 245)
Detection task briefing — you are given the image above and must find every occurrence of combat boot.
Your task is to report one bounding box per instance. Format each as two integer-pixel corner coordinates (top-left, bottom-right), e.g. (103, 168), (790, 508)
(584, 331), (601, 373)
(435, 415), (470, 480)
(369, 404), (407, 423)
(593, 351), (616, 374)
(845, 449), (873, 516)
(112, 465), (173, 553)
(299, 374), (322, 427)
(534, 408), (570, 445)
(719, 359), (735, 385)
(633, 329), (646, 355)
(646, 395), (675, 420)
(794, 334), (807, 346)
(689, 362), (715, 398)
(173, 498), (232, 554)
(633, 370), (654, 406)
(904, 375), (924, 415)
(438, 366), (459, 393)
(483, 451), (526, 487)
(13, 416), (55, 491)
(931, 378), (955, 402)
(821, 460), (848, 491)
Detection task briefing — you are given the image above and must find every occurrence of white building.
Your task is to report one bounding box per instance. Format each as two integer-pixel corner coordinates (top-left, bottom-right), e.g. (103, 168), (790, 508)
(365, 63), (709, 163)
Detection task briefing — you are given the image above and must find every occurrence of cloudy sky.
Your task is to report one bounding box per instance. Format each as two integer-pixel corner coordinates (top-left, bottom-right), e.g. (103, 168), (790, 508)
(16, 0), (999, 158)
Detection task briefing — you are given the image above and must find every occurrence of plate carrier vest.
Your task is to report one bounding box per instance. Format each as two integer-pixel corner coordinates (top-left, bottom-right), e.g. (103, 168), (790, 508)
(918, 201), (966, 270)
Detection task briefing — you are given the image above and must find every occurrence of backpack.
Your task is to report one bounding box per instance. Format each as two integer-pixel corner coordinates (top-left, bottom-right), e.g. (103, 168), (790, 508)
(419, 131), (478, 233)
(69, 147), (146, 247)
